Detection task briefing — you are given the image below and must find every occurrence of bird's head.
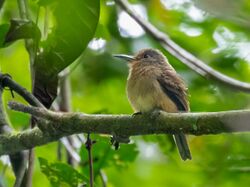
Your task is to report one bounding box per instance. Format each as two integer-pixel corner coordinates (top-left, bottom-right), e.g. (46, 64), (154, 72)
(114, 48), (169, 67)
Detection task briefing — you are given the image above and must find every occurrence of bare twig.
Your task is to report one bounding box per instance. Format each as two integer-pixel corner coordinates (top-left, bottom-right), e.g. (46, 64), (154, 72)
(23, 150), (35, 187)
(85, 134), (95, 187)
(99, 170), (107, 187)
(17, 0), (30, 20)
(57, 141), (62, 161)
(114, 0), (250, 93)
(43, 6), (49, 39)
(60, 138), (81, 163)
(58, 70), (79, 165)
(0, 73), (43, 108)
(17, 0), (37, 74)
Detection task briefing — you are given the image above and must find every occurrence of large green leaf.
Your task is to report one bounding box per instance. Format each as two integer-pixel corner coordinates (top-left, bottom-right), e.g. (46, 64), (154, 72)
(37, 0), (100, 76)
(39, 157), (87, 187)
(33, 0), (100, 107)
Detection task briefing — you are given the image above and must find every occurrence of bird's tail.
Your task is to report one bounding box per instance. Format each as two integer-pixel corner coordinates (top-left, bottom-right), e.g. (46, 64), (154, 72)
(173, 133), (192, 161)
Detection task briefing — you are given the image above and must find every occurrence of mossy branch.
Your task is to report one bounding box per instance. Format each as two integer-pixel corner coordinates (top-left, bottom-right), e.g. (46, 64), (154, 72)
(0, 101), (249, 155)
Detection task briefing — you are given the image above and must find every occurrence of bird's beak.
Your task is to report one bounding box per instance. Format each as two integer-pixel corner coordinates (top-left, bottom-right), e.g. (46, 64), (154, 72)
(113, 54), (135, 62)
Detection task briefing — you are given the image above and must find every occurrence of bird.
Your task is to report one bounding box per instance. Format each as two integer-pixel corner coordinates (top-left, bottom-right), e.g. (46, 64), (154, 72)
(114, 48), (192, 160)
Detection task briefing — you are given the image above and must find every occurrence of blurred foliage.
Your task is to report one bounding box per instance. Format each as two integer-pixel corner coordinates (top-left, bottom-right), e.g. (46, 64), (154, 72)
(39, 157), (87, 187)
(1, 0), (250, 186)
(79, 135), (138, 186)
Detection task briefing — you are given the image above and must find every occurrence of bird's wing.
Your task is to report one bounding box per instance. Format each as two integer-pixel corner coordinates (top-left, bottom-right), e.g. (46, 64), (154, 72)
(157, 73), (189, 112)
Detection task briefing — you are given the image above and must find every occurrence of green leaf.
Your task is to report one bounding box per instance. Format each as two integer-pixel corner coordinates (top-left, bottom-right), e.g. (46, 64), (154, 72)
(0, 24), (9, 48)
(95, 24), (111, 40)
(39, 157), (87, 187)
(33, 0), (100, 108)
(4, 19), (41, 45)
(38, 0), (100, 76)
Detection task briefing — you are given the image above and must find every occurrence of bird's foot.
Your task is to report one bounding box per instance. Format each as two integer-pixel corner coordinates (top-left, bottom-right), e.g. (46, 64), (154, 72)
(150, 109), (162, 119)
(111, 135), (130, 150)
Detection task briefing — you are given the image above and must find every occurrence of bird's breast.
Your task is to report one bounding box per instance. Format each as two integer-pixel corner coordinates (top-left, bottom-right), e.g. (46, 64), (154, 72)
(127, 76), (156, 112)
(127, 65), (178, 112)
(126, 73), (177, 113)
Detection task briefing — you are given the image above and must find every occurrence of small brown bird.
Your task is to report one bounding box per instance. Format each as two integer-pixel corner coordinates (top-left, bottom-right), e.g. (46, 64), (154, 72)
(114, 48), (191, 160)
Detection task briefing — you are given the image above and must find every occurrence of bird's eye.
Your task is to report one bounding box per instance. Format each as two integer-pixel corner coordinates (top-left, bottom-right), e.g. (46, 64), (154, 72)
(143, 53), (150, 58)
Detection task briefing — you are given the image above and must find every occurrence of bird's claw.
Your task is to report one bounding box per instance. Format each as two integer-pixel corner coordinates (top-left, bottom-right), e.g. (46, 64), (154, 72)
(110, 137), (120, 150)
(111, 135), (130, 150)
(150, 109), (162, 119)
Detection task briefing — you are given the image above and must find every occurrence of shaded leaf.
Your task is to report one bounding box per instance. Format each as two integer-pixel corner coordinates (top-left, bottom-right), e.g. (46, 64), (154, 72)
(0, 0), (5, 11)
(39, 157), (87, 187)
(4, 19), (41, 45)
(0, 24), (9, 48)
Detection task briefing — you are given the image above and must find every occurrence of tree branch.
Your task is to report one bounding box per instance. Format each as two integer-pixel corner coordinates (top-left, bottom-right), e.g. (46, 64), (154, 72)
(114, 0), (250, 93)
(0, 101), (249, 155)
(0, 72), (43, 187)
(0, 55), (78, 164)
(0, 76), (28, 187)
(0, 73), (43, 108)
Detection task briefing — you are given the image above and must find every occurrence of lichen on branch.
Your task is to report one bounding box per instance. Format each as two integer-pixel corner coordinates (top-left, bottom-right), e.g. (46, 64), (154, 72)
(0, 101), (249, 156)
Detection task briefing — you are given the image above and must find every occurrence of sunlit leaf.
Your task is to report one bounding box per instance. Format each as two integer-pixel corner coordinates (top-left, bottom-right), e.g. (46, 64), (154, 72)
(38, 0), (100, 75)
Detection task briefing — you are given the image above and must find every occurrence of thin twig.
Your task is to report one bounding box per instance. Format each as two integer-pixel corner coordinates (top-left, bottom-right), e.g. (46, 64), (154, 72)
(57, 141), (62, 161)
(17, 0), (43, 185)
(0, 73), (43, 108)
(17, 0), (30, 20)
(114, 0), (250, 93)
(99, 170), (107, 187)
(85, 134), (94, 187)
(60, 138), (81, 163)
(10, 152), (29, 187)
(43, 6), (49, 39)
(17, 0), (36, 71)
(58, 69), (78, 165)
(24, 150), (35, 187)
